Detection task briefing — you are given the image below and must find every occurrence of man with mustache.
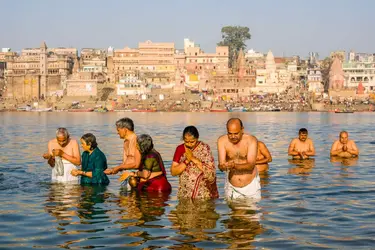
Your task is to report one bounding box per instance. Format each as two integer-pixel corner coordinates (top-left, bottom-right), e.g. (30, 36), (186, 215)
(288, 128), (315, 160)
(218, 118), (260, 200)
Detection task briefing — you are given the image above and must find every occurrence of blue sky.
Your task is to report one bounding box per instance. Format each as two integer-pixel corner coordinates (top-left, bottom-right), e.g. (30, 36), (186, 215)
(1, 0), (374, 58)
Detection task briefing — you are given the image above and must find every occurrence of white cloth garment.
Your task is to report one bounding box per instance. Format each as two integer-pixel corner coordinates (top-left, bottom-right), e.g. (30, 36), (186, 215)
(225, 172), (261, 201)
(51, 158), (79, 183)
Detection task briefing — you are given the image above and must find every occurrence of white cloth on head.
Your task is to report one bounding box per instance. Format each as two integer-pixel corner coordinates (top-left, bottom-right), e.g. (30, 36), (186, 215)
(52, 158), (79, 183)
(225, 172), (261, 201)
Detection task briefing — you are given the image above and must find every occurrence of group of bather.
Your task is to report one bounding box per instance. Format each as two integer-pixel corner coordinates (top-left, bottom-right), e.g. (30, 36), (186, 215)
(43, 117), (359, 201)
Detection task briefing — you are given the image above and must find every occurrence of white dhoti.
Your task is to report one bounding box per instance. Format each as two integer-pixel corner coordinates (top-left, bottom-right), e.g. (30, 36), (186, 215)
(51, 158), (79, 183)
(225, 173), (261, 201)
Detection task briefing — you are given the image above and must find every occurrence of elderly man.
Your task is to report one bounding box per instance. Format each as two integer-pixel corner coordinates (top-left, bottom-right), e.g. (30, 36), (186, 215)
(288, 128), (315, 160)
(105, 117), (141, 175)
(330, 131), (359, 158)
(218, 118), (261, 200)
(42, 128), (81, 183)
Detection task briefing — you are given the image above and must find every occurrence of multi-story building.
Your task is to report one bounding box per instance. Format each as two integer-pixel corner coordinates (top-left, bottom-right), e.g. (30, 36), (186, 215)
(342, 61), (375, 92)
(5, 42), (73, 99)
(80, 48), (107, 73)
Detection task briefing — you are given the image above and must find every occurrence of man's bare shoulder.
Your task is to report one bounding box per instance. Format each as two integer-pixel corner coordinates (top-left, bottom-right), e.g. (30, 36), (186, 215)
(48, 138), (57, 143)
(217, 134), (228, 143)
(289, 138), (298, 146)
(243, 133), (257, 141)
(69, 138), (79, 145)
(306, 138), (314, 144)
(258, 141), (266, 148)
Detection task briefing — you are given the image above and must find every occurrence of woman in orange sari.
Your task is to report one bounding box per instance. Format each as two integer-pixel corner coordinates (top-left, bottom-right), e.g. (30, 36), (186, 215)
(171, 126), (218, 199)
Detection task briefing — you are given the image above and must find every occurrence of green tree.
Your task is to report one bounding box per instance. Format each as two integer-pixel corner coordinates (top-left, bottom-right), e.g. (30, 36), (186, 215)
(217, 26), (251, 69)
(320, 57), (332, 92)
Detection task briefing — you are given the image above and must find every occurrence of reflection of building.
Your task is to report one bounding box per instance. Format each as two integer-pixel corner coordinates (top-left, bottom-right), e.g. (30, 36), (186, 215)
(5, 42), (73, 99)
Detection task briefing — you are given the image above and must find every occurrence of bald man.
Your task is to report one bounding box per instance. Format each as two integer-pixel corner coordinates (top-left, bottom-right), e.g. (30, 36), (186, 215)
(330, 131), (359, 158)
(217, 118), (261, 200)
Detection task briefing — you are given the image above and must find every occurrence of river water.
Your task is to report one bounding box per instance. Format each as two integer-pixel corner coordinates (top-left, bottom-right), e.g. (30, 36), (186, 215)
(1, 112), (374, 249)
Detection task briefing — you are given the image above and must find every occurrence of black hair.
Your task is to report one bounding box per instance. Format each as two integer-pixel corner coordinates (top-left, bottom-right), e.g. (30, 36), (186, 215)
(299, 128), (308, 134)
(81, 133), (98, 150)
(182, 126), (199, 139)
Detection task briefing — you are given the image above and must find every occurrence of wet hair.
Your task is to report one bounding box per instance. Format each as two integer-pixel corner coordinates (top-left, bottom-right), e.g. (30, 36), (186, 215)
(299, 128), (308, 134)
(116, 117), (134, 131)
(137, 134), (154, 155)
(56, 127), (70, 138)
(182, 126), (199, 139)
(81, 133), (98, 150)
(226, 118), (243, 129)
(340, 131), (348, 137)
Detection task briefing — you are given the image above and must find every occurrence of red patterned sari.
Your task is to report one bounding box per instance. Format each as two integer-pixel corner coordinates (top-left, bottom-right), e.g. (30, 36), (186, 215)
(172, 141), (218, 199)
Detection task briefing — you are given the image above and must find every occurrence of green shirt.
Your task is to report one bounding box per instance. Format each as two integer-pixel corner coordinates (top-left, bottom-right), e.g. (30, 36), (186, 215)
(81, 147), (110, 185)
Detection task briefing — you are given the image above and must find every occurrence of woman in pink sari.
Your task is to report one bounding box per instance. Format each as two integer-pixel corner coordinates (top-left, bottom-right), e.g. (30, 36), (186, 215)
(171, 126), (218, 199)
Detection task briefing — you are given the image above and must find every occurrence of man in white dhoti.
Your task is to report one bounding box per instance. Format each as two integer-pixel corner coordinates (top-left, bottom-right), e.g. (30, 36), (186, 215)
(218, 118), (261, 201)
(43, 128), (81, 183)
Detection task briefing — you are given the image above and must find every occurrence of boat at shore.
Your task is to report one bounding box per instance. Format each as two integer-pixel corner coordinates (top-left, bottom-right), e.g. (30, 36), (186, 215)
(229, 106), (247, 112)
(210, 109), (228, 112)
(68, 108), (94, 112)
(335, 110), (355, 113)
(131, 108), (157, 112)
(30, 107), (53, 112)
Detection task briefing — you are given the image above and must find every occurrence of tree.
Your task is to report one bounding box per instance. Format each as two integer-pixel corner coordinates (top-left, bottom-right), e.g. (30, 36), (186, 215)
(217, 26), (251, 69)
(320, 57), (332, 92)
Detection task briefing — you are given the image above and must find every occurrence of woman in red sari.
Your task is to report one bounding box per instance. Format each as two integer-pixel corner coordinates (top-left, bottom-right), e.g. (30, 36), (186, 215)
(120, 134), (171, 193)
(171, 126), (218, 199)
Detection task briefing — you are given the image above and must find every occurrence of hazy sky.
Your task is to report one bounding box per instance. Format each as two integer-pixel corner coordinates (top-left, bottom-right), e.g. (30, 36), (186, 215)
(1, 0), (374, 58)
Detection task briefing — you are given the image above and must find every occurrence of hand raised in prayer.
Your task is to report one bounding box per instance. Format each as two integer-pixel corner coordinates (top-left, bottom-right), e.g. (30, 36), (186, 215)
(342, 144), (348, 151)
(184, 146), (194, 162)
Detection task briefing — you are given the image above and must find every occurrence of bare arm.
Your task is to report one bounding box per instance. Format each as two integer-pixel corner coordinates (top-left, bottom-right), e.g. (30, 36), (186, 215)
(117, 148), (141, 171)
(233, 136), (258, 171)
(288, 139), (299, 156)
(256, 142), (272, 164)
(347, 141), (359, 156)
(171, 161), (187, 176)
(110, 142), (142, 174)
(304, 139), (315, 156)
(45, 141), (55, 167)
(330, 141), (342, 156)
(71, 169), (92, 178)
(217, 136), (232, 171)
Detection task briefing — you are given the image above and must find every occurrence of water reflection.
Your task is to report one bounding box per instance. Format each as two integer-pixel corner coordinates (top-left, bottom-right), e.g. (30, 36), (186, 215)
(330, 156), (359, 167)
(44, 183), (81, 222)
(218, 200), (264, 249)
(287, 158), (316, 175)
(77, 185), (110, 221)
(169, 198), (219, 244)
